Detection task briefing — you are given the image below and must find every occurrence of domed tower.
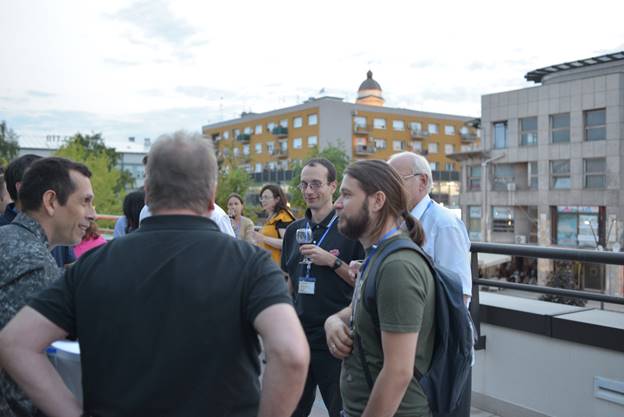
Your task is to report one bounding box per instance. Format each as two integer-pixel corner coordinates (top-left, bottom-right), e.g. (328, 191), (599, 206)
(356, 70), (384, 106)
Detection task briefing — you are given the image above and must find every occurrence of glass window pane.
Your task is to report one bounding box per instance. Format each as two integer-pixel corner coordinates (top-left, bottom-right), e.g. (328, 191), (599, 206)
(494, 122), (507, 148)
(552, 129), (570, 143)
(552, 113), (570, 129)
(586, 109), (606, 126)
(585, 175), (605, 188)
(551, 160), (570, 174)
(557, 213), (578, 246)
(521, 117), (537, 130)
(585, 158), (606, 173)
(553, 177), (571, 189)
(586, 127), (606, 141)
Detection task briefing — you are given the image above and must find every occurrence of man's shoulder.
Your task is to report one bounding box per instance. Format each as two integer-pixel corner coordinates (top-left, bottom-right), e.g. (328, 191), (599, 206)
(429, 203), (466, 229)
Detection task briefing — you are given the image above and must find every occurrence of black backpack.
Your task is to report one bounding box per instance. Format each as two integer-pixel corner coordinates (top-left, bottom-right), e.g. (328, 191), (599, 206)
(355, 237), (474, 415)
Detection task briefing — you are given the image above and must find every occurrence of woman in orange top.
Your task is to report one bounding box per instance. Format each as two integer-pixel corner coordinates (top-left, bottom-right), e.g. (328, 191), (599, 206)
(253, 184), (295, 265)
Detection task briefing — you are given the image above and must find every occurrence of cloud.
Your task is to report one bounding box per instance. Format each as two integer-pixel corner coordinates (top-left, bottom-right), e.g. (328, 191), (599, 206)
(103, 58), (141, 66)
(175, 86), (236, 100)
(410, 60), (435, 69)
(111, 0), (197, 45)
(27, 90), (56, 98)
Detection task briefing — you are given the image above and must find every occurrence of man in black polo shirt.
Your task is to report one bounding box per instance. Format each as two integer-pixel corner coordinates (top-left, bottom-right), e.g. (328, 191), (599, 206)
(282, 158), (365, 417)
(0, 131), (310, 417)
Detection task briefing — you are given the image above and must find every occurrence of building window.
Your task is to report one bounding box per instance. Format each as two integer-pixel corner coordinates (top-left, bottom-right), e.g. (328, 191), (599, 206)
(550, 113), (570, 143)
(430, 162), (438, 171)
(584, 109), (606, 141)
(308, 114), (318, 126)
(529, 161), (538, 190)
(492, 206), (514, 233)
(267, 122), (276, 131)
(410, 121), (422, 132)
(428, 142), (438, 153)
(234, 128), (241, 137)
(493, 164), (514, 191)
(280, 119), (288, 128)
(392, 140), (404, 151)
(255, 143), (262, 154)
(468, 206), (482, 241)
(412, 141), (422, 152)
(233, 148), (240, 157)
(444, 125), (455, 135)
(255, 163), (263, 173)
(244, 126), (252, 135)
(279, 140), (288, 152)
(293, 116), (303, 128)
(444, 144), (454, 155)
(255, 124), (263, 135)
(520, 116), (538, 146)
(307, 136), (318, 148)
(468, 165), (481, 191)
(461, 144), (471, 152)
(267, 142), (275, 154)
(584, 158), (606, 189)
(242, 144), (250, 155)
(554, 206), (601, 248)
(374, 138), (387, 149)
(392, 120), (405, 131)
(493, 121), (507, 149)
(354, 116), (367, 129)
(267, 162), (276, 170)
(550, 160), (571, 189)
(445, 162), (454, 171)
(223, 131), (230, 140)
(373, 118), (387, 129)
(428, 123), (438, 134)
(293, 138), (302, 149)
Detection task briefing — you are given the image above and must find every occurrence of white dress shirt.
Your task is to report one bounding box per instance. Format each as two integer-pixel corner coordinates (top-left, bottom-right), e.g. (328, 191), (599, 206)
(139, 203), (235, 237)
(411, 194), (472, 302)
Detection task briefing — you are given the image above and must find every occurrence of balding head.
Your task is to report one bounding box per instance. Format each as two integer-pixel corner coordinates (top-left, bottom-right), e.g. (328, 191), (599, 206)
(388, 151), (433, 211)
(145, 131), (217, 215)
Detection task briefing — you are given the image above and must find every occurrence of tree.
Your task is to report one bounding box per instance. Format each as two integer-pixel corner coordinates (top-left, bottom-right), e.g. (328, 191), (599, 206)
(540, 260), (587, 306)
(288, 143), (351, 211)
(55, 135), (127, 215)
(216, 166), (252, 209)
(0, 121), (19, 166)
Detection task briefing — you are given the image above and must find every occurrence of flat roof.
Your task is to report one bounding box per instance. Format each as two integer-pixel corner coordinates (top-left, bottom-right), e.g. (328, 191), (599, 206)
(525, 50), (624, 83)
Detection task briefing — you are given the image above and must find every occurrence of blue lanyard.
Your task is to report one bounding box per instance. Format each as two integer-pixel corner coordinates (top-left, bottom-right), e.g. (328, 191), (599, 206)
(351, 226), (399, 329)
(304, 215), (337, 277)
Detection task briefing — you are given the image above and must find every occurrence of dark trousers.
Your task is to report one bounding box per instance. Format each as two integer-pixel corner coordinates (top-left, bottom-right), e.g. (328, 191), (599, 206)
(437, 368), (472, 417)
(291, 349), (342, 417)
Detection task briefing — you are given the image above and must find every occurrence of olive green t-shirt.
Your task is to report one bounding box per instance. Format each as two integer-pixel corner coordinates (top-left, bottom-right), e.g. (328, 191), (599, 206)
(341, 235), (436, 417)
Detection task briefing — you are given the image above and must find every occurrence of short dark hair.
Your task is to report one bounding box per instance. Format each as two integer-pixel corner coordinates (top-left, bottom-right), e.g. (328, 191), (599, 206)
(303, 157), (337, 183)
(260, 184), (289, 214)
(19, 157), (92, 212)
(5, 154), (42, 201)
(123, 190), (145, 233)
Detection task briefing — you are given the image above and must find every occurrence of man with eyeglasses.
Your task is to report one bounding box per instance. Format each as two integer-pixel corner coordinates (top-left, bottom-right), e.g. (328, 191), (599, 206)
(281, 158), (365, 417)
(388, 151), (472, 417)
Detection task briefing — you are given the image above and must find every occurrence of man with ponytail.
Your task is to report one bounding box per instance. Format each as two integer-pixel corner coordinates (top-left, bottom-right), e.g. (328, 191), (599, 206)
(325, 160), (435, 417)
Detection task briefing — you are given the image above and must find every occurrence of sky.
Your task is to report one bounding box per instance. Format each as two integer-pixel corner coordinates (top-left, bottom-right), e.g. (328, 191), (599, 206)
(1, 0), (623, 146)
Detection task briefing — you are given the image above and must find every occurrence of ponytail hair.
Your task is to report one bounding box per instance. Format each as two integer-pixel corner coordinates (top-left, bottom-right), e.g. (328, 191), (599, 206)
(401, 210), (425, 246)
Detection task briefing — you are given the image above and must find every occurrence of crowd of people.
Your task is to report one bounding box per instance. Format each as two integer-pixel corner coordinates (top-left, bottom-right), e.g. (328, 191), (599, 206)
(0, 131), (473, 417)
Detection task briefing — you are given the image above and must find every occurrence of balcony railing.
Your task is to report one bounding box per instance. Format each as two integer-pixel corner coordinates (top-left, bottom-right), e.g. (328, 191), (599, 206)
(410, 129), (430, 140)
(353, 124), (370, 134)
(271, 126), (288, 138)
(354, 144), (376, 156)
(236, 133), (251, 142)
(273, 148), (288, 158)
(461, 132), (478, 142)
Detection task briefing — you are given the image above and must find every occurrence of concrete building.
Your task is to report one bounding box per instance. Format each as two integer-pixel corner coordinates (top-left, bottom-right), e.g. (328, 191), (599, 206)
(17, 135), (150, 189)
(202, 71), (479, 206)
(450, 51), (624, 295)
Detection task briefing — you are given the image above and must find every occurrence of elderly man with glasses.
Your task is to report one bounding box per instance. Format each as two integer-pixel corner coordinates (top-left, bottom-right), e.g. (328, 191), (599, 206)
(281, 158), (365, 417)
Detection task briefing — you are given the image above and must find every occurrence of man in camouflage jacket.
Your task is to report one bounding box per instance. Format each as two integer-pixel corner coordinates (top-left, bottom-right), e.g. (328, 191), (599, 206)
(0, 157), (95, 417)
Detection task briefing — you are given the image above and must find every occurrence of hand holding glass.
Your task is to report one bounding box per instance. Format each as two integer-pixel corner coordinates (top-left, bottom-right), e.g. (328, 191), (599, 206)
(296, 227), (314, 264)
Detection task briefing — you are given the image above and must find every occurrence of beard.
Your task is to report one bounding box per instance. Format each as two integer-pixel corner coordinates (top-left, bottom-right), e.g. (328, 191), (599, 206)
(338, 199), (369, 240)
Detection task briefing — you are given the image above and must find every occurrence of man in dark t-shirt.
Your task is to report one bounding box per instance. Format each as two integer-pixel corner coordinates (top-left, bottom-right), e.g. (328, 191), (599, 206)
(282, 158), (364, 417)
(0, 132), (310, 417)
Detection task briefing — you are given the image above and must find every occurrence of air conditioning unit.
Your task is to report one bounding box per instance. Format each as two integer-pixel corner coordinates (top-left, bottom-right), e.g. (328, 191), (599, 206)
(507, 182), (516, 191)
(514, 235), (527, 244)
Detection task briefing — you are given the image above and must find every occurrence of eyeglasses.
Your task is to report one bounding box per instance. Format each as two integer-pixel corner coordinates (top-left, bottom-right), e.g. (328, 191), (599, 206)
(298, 180), (327, 191)
(401, 173), (424, 181)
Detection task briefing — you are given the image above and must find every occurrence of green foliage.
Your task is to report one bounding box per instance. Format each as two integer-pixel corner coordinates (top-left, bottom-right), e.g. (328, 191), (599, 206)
(540, 260), (587, 306)
(0, 121), (19, 167)
(216, 166), (253, 209)
(288, 143), (351, 211)
(55, 136), (126, 215)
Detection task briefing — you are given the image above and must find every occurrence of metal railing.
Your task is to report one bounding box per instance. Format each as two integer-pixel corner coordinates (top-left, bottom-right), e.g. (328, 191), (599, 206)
(469, 242), (624, 350)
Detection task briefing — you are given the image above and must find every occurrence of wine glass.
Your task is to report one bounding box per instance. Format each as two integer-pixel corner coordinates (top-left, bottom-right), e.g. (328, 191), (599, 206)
(296, 227), (314, 264)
